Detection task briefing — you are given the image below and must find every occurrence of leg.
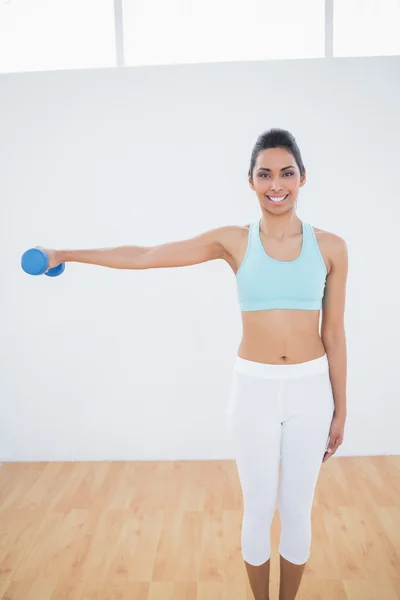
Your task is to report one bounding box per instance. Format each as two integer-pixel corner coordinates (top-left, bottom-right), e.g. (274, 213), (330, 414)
(245, 558), (271, 600)
(227, 371), (282, 600)
(278, 371), (334, 599)
(279, 554), (306, 600)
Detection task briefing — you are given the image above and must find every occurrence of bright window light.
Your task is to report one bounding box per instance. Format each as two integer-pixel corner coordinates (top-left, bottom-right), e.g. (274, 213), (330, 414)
(334, 0), (400, 57)
(122, 0), (325, 66)
(0, 0), (116, 74)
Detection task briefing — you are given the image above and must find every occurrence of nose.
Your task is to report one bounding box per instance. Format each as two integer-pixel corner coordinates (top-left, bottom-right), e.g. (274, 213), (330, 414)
(270, 180), (284, 191)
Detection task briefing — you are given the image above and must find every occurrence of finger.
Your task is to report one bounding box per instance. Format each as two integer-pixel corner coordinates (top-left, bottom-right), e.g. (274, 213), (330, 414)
(322, 447), (333, 463)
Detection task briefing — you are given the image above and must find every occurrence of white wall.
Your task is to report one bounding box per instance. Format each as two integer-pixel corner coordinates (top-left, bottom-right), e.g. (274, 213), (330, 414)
(1, 56), (399, 461)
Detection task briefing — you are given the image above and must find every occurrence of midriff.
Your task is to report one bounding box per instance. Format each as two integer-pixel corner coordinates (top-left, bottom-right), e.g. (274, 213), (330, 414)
(237, 308), (326, 365)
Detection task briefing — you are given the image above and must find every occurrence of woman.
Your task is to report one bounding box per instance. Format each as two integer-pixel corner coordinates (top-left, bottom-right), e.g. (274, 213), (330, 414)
(42, 128), (348, 600)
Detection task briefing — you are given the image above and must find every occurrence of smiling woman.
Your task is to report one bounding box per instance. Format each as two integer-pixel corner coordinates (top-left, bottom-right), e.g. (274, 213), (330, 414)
(223, 127), (348, 598)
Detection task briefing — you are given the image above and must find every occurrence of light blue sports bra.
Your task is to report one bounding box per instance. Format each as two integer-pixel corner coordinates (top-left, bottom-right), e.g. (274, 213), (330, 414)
(236, 218), (327, 311)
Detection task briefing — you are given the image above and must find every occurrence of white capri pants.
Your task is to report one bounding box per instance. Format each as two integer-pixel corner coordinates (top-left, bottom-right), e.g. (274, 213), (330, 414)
(226, 353), (334, 566)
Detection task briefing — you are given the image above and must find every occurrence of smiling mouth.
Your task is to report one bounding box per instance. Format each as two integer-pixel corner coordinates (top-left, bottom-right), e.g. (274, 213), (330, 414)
(266, 194), (288, 203)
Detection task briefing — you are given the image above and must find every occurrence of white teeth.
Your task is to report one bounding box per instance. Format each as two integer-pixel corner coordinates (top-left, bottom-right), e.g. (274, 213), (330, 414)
(268, 195), (286, 203)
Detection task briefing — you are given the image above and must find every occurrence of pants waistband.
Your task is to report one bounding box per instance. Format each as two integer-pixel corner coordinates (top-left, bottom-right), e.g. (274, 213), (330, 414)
(234, 354), (329, 379)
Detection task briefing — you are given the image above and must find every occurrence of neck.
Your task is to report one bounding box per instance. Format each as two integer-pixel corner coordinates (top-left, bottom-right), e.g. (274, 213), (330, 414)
(260, 211), (302, 238)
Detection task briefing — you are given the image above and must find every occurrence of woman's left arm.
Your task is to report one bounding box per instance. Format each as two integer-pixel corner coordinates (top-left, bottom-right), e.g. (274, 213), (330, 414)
(320, 234), (349, 421)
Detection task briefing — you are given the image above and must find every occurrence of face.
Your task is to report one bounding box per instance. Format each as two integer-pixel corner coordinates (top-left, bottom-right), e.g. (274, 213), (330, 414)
(248, 147), (306, 214)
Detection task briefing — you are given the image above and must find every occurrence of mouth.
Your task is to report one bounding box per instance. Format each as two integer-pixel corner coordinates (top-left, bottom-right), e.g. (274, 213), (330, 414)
(266, 194), (288, 204)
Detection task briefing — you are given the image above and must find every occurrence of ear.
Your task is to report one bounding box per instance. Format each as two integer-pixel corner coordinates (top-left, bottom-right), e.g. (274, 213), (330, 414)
(248, 175), (255, 191)
(299, 171), (307, 188)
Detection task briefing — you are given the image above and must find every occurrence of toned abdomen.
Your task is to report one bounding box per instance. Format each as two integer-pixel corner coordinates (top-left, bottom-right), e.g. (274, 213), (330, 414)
(237, 309), (325, 364)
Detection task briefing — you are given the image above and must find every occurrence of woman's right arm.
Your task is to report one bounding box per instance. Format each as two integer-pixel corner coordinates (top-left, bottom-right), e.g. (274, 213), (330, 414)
(47, 225), (237, 271)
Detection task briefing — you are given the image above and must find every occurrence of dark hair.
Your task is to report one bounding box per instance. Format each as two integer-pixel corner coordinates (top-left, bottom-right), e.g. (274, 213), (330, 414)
(248, 128), (305, 181)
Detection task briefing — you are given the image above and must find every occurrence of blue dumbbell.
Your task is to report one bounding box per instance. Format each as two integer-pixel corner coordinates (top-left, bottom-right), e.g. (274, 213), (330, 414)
(21, 248), (65, 277)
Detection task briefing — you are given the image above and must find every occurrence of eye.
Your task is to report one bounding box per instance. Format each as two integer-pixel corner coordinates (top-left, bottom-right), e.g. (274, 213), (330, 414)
(259, 172), (294, 178)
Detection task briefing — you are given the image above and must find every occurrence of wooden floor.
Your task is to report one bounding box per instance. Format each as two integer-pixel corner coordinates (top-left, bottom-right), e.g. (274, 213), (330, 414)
(0, 456), (399, 600)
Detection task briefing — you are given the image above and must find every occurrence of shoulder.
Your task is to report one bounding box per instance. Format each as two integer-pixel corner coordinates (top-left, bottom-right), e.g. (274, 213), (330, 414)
(311, 225), (347, 250)
(215, 223), (250, 252)
(213, 223), (251, 273)
(311, 225), (348, 273)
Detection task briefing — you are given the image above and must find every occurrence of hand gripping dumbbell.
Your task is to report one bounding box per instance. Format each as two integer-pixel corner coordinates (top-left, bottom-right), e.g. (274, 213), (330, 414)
(21, 248), (65, 277)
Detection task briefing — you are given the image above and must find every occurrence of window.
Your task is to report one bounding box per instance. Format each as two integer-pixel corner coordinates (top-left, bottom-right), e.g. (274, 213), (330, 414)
(122, 0), (325, 66)
(334, 0), (400, 57)
(0, 0), (116, 74)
